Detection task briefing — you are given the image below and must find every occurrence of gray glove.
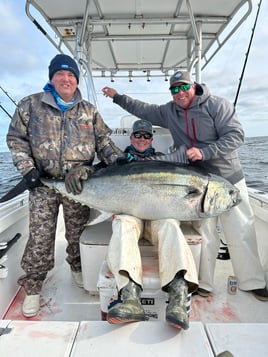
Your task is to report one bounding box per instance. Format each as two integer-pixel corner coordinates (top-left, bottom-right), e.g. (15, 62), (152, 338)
(152, 144), (189, 164)
(65, 166), (95, 195)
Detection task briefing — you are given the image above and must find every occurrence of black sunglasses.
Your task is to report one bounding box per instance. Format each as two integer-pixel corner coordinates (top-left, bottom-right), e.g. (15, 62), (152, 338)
(133, 132), (153, 139)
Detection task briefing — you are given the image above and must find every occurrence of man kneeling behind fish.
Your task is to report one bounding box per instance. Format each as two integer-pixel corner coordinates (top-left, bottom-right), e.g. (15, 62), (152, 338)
(60, 120), (239, 330)
(105, 120), (198, 330)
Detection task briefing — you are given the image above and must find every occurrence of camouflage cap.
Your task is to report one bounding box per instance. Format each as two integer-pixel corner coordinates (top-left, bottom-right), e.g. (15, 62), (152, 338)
(132, 119), (152, 134)
(169, 71), (193, 89)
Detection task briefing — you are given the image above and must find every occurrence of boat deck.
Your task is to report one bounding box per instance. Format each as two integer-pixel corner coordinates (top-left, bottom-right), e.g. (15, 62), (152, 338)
(1, 319), (267, 357)
(3, 207), (268, 323)
(3, 247), (268, 324)
(1, 214), (268, 356)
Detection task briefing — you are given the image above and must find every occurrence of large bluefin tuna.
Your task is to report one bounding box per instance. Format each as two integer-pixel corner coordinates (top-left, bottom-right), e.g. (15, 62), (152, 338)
(42, 161), (240, 222)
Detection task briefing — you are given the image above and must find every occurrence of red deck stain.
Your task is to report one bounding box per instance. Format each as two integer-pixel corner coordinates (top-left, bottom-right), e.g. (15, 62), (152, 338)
(28, 330), (69, 339)
(189, 294), (240, 323)
(3, 288), (28, 320)
(220, 302), (239, 321)
(3, 287), (62, 321)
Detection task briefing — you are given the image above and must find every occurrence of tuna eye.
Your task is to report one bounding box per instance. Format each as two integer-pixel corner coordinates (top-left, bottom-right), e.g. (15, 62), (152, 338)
(186, 187), (200, 197)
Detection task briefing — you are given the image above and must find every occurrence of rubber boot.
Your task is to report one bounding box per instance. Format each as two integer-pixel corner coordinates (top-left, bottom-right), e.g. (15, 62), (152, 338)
(166, 276), (189, 330)
(107, 280), (146, 324)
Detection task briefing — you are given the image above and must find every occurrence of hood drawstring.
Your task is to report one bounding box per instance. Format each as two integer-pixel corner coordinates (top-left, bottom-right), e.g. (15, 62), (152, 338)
(183, 108), (197, 147)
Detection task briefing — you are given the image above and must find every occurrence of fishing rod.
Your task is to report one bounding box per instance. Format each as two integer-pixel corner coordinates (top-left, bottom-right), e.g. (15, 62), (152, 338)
(0, 85), (17, 106)
(234, 0), (262, 107)
(0, 85), (17, 119)
(0, 103), (13, 119)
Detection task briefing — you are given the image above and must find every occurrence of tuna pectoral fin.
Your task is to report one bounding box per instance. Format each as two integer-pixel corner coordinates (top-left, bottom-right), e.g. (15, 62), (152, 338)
(86, 211), (113, 226)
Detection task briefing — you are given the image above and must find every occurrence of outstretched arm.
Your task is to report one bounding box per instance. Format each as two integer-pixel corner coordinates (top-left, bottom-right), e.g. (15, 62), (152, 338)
(102, 87), (118, 98)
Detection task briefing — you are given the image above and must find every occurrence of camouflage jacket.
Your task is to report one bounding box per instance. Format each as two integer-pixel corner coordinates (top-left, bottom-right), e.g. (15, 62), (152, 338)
(6, 89), (122, 178)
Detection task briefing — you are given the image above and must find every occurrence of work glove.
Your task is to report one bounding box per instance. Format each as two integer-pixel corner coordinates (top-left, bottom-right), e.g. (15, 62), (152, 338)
(167, 144), (190, 164)
(65, 166), (95, 195)
(116, 152), (136, 165)
(23, 168), (43, 190)
(153, 144), (189, 164)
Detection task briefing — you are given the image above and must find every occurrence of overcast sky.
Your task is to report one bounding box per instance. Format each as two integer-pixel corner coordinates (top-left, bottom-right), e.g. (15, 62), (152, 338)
(0, 0), (267, 151)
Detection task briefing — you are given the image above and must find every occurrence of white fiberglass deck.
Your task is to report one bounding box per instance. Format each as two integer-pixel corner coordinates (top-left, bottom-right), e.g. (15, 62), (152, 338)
(1, 208), (268, 356)
(3, 207), (268, 324)
(1, 320), (268, 357)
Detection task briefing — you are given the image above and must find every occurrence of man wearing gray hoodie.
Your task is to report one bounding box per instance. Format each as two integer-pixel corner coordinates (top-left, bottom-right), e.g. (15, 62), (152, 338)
(102, 71), (268, 301)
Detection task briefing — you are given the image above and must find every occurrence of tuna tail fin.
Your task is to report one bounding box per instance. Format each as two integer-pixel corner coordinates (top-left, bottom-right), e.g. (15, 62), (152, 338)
(0, 179), (27, 203)
(86, 211), (114, 226)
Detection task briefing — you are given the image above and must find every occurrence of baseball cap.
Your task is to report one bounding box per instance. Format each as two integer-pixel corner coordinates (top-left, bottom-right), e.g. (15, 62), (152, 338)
(132, 119), (152, 134)
(169, 71), (193, 89)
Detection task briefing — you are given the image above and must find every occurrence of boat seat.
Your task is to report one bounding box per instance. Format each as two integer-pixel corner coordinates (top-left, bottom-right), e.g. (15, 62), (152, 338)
(80, 220), (202, 293)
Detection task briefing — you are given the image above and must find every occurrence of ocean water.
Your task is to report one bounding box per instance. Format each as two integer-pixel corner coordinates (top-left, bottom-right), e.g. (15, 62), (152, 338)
(238, 136), (268, 192)
(0, 136), (267, 197)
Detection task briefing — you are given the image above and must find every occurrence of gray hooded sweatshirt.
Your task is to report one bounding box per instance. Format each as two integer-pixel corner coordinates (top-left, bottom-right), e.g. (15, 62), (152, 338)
(113, 83), (245, 184)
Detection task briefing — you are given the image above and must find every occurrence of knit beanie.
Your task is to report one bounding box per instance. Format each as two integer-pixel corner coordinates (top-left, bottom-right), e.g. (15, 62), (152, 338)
(49, 54), (80, 83)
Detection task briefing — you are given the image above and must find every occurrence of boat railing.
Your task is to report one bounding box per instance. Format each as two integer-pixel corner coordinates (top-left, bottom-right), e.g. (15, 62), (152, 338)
(248, 188), (268, 205)
(0, 192), (29, 235)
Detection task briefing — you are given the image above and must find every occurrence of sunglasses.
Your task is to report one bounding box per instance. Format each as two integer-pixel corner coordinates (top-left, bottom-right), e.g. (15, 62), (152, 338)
(170, 83), (191, 95)
(133, 132), (152, 139)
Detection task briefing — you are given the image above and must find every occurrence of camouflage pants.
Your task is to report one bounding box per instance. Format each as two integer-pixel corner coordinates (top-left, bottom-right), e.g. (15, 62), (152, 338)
(18, 185), (90, 294)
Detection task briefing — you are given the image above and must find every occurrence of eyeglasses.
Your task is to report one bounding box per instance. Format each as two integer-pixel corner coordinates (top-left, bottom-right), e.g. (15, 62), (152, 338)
(170, 83), (191, 95)
(133, 132), (153, 139)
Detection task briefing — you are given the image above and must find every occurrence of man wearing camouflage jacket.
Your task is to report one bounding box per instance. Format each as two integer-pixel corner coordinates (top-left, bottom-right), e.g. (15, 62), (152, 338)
(6, 54), (122, 317)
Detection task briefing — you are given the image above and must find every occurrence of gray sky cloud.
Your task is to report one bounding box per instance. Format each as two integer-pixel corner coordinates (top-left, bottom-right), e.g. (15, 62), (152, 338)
(0, 0), (267, 151)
